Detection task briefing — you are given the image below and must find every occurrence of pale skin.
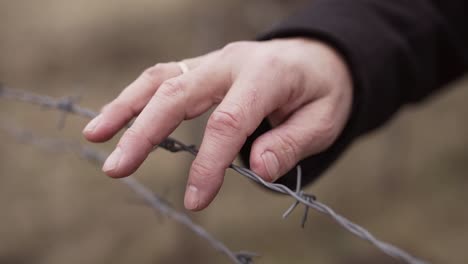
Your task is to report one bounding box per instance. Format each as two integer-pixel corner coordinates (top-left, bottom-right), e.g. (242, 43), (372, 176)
(82, 38), (353, 211)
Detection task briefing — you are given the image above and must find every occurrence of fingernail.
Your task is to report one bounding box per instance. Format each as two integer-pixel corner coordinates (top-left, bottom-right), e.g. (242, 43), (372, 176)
(83, 114), (101, 133)
(103, 147), (122, 172)
(261, 151), (280, 181)
(184, 185), (199, 210)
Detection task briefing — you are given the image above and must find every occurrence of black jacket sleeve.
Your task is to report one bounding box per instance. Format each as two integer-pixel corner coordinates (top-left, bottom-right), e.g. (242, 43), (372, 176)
(240, 0), (468, 189)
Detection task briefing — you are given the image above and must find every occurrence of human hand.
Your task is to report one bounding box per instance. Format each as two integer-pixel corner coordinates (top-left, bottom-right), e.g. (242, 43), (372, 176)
(82, 38), (353, 211)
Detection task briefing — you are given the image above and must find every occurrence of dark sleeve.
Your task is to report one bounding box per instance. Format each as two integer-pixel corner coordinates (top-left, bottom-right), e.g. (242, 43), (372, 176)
(240, 0), (468, 189)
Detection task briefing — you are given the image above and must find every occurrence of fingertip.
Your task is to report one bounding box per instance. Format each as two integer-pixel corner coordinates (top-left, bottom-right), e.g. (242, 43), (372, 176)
(103, 151), (149, 179)
(248, 133), (277, 182)
(185, 162), (225, 211)
(101, 154), (143, 179)
(82, 114), (114, 142)
(83, 112), (133, 143)
(261, 151), (281, 181)
(103, 128), (157, 178)
(249, 130), (295, 182)
(183, 183), (219, 211)
(249, 149), (278, 182)
(101, 146), (119, 171)
(183, 187), (216, 211)
(102, 163), (136, 179)
(184, 184), (201, 211)
(82, 125), (115, 142)
(102, 168), (127, 179)
(82, 114), (101, 139)
(82, 130), (108, 143)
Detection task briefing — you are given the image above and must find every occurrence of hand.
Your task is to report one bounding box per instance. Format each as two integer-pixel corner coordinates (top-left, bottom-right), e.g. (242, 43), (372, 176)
(82, 38), (353, 211)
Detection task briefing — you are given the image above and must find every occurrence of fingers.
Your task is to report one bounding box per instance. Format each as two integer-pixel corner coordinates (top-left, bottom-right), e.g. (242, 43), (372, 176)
(184, 71), (288, 211)
(102, 60), (231, 178)
(82, 62), (184, 142)
(249, 97), (349, 182)
(82, 55), (206, 143)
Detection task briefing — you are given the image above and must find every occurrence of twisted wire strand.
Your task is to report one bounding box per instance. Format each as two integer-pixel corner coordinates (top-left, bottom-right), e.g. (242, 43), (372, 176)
(0, 85), (428, 264)
(0, 124), (255, 264)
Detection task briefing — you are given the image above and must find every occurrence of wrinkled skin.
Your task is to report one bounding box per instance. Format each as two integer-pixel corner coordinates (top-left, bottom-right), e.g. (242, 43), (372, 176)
(83, 38), (353, 211)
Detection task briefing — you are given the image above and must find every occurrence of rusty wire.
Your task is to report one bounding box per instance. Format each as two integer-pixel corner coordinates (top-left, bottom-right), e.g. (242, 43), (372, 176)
(0, 85), (428, 264)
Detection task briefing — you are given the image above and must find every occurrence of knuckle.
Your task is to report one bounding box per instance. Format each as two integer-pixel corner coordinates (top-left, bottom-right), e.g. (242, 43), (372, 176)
(190, 160), (218, 184)
(260, 55), (295, 83)
(222, 42), (241, 53)
(221, 41), (250, 55)
(142, 63), (166, 83)
(158, 78), (186, 99)
(259, 52), (283, 69)
(123, 127), (139, 141)
(251, 52), (292, 83)
(207, 107), (245, 137)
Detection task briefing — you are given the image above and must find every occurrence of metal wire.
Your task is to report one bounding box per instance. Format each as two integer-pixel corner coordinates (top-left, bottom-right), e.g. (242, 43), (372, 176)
(0, 124), (255, 264)
(0, 85), (429, 264)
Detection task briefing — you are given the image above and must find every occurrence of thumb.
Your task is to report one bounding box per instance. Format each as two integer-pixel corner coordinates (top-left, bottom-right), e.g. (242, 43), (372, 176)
(249, 102), (341, 182)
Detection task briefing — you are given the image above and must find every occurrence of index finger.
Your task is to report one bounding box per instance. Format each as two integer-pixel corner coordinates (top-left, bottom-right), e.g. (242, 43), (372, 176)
(101, 61), (230, 178)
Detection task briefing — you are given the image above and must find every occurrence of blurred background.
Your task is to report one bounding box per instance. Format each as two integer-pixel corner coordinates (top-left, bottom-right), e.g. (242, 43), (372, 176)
(0, 1), (467, 263)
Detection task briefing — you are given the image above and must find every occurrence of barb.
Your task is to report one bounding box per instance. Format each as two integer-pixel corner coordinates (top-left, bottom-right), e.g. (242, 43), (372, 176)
(0, 124), (256, 264)
(0, 84), (185, 150)
(0, 85), (428, 264)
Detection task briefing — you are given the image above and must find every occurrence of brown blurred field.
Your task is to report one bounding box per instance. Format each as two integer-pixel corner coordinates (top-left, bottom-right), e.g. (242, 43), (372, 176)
(1, 1), (467, 263)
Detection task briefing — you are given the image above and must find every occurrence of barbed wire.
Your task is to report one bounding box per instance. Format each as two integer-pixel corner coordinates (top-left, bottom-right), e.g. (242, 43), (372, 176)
(0, 84), (429, 264)
(0, 124), (256, 264)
